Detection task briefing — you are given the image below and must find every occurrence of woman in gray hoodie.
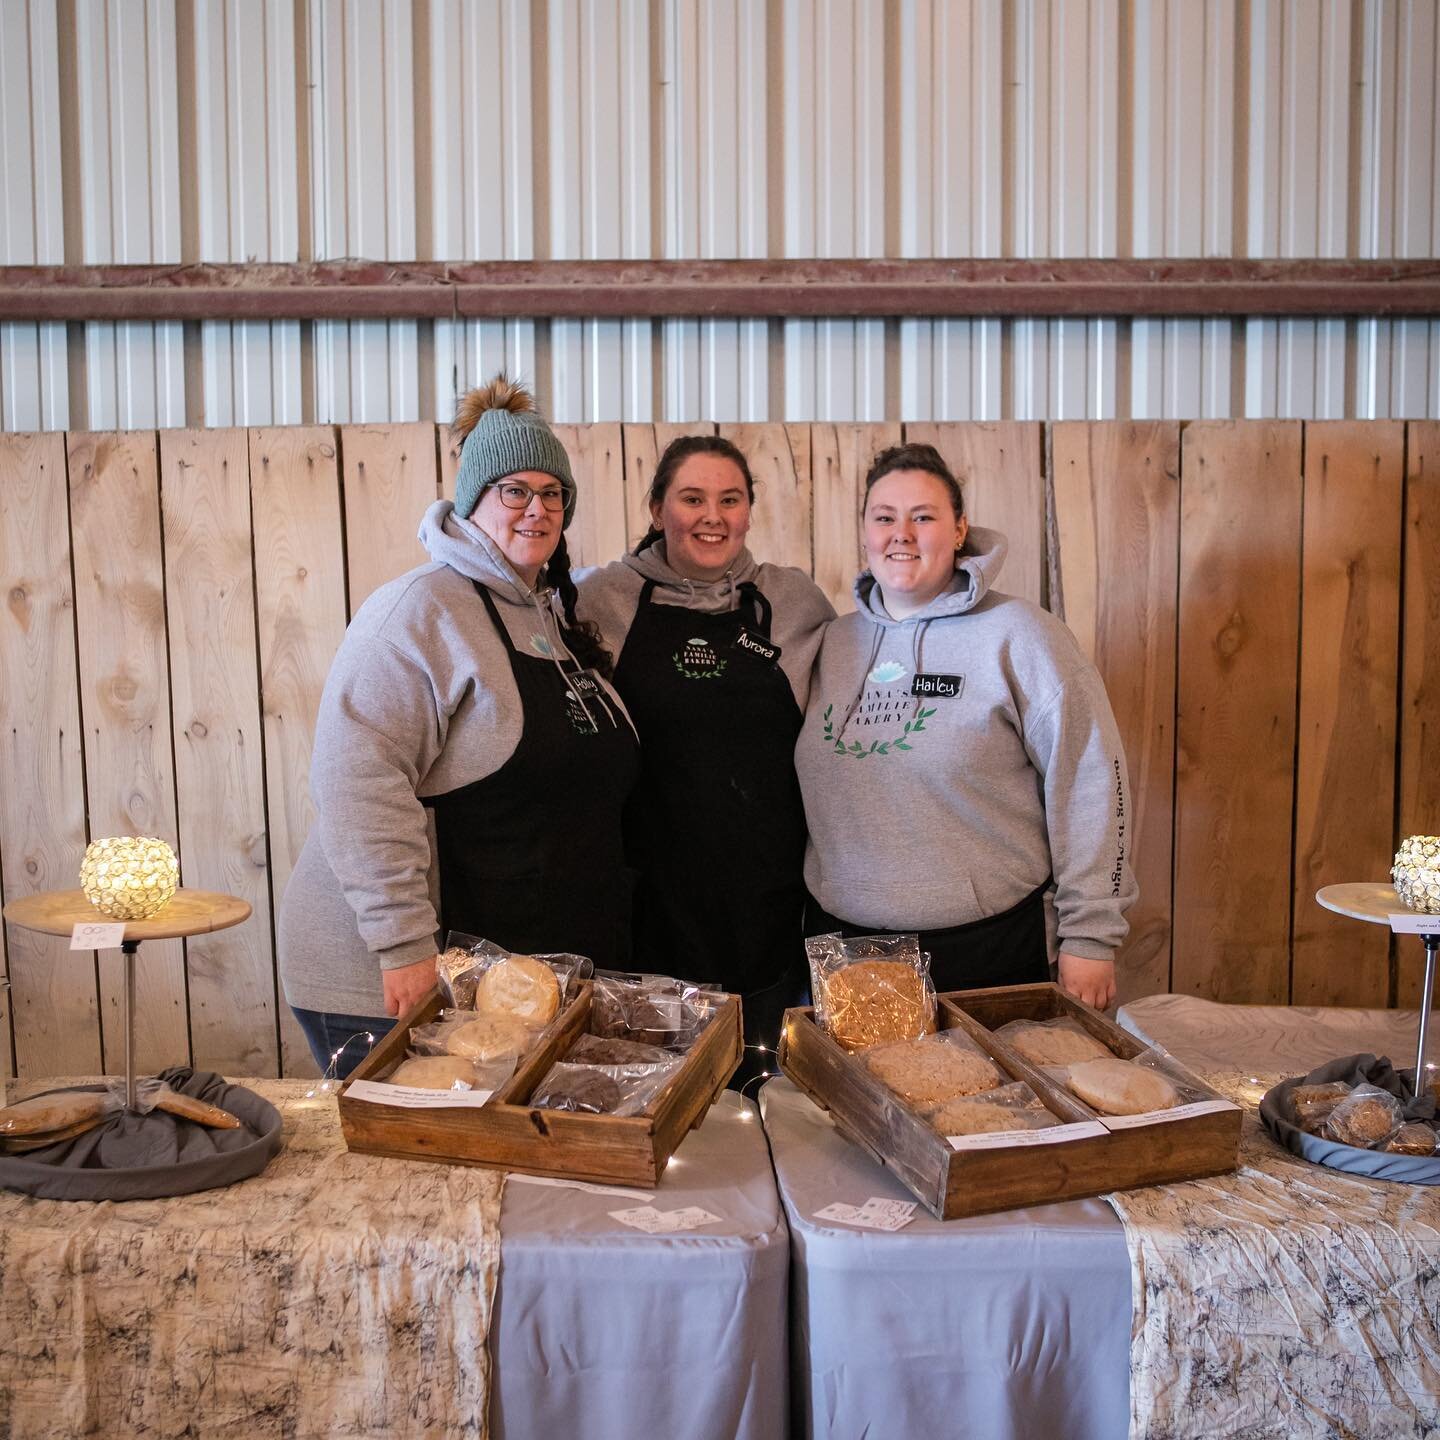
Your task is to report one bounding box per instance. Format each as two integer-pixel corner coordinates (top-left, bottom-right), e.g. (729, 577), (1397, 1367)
(578, 436), (834, 1086)
(278, 377), (638, 1074)
(795, 443), (1136, 1010)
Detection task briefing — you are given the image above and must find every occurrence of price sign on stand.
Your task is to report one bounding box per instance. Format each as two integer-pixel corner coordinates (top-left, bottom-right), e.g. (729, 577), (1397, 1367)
(70, 921), (127, 950)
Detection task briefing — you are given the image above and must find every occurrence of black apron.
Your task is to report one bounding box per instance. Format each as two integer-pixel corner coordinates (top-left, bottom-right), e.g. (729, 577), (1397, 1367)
(423, 584), (639, 968)
(613, 579), (809, 1087)
(803, 882), (1051, 995)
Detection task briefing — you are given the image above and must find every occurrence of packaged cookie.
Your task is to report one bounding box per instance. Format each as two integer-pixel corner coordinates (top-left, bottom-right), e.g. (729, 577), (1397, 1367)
(0, 1088), (120, 1138)
(922, 1081), (1062, 1139)
(386, 1055), (485, 1090)
(590, 971), (721, 1050)
(994, 1017), (1113, 1067)
(437, 934), (590, 1015)
(409, 1009), (541, 1064)
(1322, 1084), (1404, 1150)
(528, 1056), (683, 1118)
(862, 1030), (1001, 1106)
(1289, 1081), (1352, 1133)
(806, 933), (935, 1053)
(1384, 1121), (1437, 1157)
(567, 1033), (673, 1066)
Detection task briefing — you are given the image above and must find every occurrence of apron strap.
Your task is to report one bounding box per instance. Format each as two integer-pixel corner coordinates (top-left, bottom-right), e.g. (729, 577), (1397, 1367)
(638, 578), (660, 607)
(738, 581), (773, 637)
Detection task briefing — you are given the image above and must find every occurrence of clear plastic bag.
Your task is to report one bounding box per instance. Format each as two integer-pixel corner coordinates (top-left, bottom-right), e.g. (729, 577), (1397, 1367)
(437, 932), (591, 1018)
(1054, 1048), (1207, 1117)
(567, 1032), (673, 1066)
(590, 971), (721, 1051)
(861, 1028), (1003, 1106)
(805, 932), (935, 1053)
(994, 1016), (1113, 1067)
(921, 1080), (1062, 1138)
(0, 1087), (121, 1138)
(409, 1008), (542, 1064)
(1290, 1081), (1352, 1134)
(385, 1052), (515, 1093)
(528, 1056), (683, 1117)
(1323, 1083), (1405, 1150)
(1384, 1121), (1438, 1156)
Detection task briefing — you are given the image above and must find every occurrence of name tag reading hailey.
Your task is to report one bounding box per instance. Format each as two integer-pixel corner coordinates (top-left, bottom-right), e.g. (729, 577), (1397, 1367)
(911, 672), (963, 699)
(734, 628), (781, 664)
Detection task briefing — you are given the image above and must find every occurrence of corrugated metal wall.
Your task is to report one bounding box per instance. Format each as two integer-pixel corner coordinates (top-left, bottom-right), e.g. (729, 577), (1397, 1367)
(2, 0), (1437, 430)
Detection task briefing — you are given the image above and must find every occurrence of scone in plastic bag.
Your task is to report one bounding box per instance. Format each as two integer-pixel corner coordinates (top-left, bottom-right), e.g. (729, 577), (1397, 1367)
(923, 1080), (1063, 1140)
(861, 1029), (1002, 1106)
(806, 933), (935, 1052)
(994, 1016), (1113, 1068)
(1053, 1048), (1211, 1117)
(590, 971), (721, 1051)
(1322, 1083), (1405, 1150)
(528, 1055), (683, 1117)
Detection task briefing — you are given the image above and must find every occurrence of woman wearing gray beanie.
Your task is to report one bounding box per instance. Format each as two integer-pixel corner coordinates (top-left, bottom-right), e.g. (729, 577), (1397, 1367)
(278, 376), (638, 1075)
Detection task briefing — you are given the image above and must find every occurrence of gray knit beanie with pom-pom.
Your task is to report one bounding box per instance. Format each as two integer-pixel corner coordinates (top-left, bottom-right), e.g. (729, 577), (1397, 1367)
(451, 376), (576, 527)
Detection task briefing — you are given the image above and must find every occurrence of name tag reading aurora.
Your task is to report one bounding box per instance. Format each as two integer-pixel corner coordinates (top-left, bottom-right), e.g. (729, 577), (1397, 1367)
(911, 672), (963, 699)
(734, 628), (781, 664)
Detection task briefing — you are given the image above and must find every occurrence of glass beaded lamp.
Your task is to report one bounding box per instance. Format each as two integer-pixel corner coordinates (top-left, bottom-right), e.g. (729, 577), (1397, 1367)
(1392, 836), (1440, 915)
(79, 836), (179, 921)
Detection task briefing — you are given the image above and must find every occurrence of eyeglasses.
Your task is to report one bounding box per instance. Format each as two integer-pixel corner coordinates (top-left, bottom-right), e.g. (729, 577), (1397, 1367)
(494, 481), (567, 513)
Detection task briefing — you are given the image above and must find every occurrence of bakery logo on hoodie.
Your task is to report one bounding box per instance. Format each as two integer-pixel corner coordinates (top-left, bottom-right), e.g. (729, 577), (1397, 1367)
(672, 636), (728, 681)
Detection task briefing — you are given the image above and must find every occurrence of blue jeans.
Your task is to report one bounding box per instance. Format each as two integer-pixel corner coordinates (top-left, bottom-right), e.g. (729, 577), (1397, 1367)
(291, 1007), (395, 1078)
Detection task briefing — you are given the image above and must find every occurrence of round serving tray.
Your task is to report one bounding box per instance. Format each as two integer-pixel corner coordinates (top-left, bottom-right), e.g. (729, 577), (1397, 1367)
(0, 1070), (283, 1201)
(1260, 1064), (1440, 1187)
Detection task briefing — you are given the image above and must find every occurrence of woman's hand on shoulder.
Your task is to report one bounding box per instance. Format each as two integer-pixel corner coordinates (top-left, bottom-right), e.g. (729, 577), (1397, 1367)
(382, 953), (439, 1016)
(1057, 952), (1116, 1010)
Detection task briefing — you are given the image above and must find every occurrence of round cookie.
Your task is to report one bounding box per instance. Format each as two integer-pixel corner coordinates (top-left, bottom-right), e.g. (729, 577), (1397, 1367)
(445, 1014), (535, 1061)
(1385, 1121), (1437, 1156)
(569, 1033), (672, 1066)
(822, 960), (932, 1051)
(1066, 1057), (1179, 1115)
(1324, 1092), (1401, 1148)
(1007, 1024), (1111, 1067)
(926, 1097), (1033, 1136)
(388, 1055), (478, 1089)
(475, 955), (562, 1024)
(863, 1038), (1000, 1105)
(531, 1066), (623, 1115)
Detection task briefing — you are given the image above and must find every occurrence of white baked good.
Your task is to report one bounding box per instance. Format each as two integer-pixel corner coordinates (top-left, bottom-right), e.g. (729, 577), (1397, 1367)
(387, 1055), (477, 1089)
(445, 1014), (535, 1061)
(1066, 1058), (1179, 1115)
(1007, 1023), (1111, 1067)
(475, 954), (562, 1023)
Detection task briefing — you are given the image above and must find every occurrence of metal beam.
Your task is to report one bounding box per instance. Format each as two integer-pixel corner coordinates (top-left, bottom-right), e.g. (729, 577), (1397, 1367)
(0, 259), (1436, 321)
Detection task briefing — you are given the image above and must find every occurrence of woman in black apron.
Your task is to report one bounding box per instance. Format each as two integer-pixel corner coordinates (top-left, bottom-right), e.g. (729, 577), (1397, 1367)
(578, 437), (835, 1088)
(278, 376), (638, 1075)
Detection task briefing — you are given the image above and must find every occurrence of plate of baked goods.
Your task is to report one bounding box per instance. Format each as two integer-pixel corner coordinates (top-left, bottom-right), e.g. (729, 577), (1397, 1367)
(1260, 1055), (1440, 1184)
(338, 940), (742, 1186)
(779, 936), (1240, 1219)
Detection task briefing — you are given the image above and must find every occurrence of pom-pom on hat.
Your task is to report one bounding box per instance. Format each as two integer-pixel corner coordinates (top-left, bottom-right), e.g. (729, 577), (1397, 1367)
(451, 375), (576, 526)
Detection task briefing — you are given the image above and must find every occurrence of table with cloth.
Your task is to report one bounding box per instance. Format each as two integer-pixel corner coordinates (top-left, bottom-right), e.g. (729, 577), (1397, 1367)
(0, 1082), (786, 1440)
(762, 994), (1430, 1440)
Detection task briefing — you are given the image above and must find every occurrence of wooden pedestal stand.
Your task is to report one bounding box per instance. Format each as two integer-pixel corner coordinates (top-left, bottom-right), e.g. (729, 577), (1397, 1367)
(1, 888), (251, 1108)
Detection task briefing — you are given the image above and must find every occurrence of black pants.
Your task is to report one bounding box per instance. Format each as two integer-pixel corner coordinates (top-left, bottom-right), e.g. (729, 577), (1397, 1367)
(732, 967), (812, 1094)
(803, 884), (1051, 995)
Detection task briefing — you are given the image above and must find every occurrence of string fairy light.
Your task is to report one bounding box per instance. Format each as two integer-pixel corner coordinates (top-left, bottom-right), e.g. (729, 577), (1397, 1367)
(304, 1030), (377, 1099)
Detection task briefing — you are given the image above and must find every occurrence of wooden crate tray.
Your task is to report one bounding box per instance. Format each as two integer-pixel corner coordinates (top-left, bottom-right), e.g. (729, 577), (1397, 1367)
(778, 981), (1240, 1220)
(338, 981), (744, 1187)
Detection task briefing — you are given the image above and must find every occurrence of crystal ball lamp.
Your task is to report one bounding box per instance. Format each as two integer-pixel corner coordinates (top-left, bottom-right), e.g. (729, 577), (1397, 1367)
(79, 836), (179, 921)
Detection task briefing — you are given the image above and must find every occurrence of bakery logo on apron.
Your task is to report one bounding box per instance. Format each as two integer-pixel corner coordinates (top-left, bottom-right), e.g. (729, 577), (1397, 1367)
(672, 636), (728, 681)
(563, 669), (607, 734)
(821, 689), (937, 758)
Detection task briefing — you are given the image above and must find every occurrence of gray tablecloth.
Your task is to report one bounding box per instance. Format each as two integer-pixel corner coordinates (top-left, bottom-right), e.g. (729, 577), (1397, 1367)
(493, 1090), (788, 1440)
(765, 995), (1428, 1440)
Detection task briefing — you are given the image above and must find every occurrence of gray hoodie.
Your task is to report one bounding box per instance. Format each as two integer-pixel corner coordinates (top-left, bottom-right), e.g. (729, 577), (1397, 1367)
(278, 500), (631, 1017)
(575, 542), (835, 707)
(794, 526), (1136, 963)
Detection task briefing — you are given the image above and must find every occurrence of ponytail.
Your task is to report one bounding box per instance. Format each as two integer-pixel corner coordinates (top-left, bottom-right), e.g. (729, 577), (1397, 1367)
(546, 535), (615, 679)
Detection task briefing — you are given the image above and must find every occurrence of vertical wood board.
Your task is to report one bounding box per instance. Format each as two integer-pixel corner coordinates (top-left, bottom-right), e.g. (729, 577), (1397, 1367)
(1291, 422), (1403, 1007)
(341, 423), (440, 615)
(160, 428), (277, 1076)
(720, 424), (813, 574)
(67, 430), (189, 1070)
(0, 432), (99, 1077)
(1051, 421), (1180, 1003)
(1173, 421), (1303, 1004)
(251, 426), (346, 1078)
(903, 423), (1046, 606)
(810, 423), (902, 616)
(551, 423), (626, 572)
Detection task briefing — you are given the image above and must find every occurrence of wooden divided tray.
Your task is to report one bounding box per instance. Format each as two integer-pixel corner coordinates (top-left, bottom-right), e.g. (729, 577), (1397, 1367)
(778, 981), (1240, 1220)
(339, 981), (744, 1186)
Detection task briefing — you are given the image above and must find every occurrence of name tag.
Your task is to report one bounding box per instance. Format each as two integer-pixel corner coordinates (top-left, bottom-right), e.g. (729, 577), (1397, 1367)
(734, 628), (781, 664)
(568, 669), (602, 696)
(911, 672), (963, 699)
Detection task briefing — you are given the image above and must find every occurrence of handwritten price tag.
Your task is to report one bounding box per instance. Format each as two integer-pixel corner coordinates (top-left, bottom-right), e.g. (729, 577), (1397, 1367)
(70, 922), (126, 951)
(1388, 912), (1440, 935)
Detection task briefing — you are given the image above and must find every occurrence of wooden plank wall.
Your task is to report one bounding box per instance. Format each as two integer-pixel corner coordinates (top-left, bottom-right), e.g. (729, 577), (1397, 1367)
(0, 420), (1436, 1080)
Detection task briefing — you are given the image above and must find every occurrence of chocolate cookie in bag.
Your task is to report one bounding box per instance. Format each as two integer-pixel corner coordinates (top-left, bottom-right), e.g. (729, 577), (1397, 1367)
(529, 1055), (683, 1117)
(590, 971), (720, 1050)
(806, 933), (935, 1052)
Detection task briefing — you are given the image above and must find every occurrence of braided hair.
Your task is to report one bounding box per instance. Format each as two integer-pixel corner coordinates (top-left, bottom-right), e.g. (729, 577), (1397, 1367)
(634, 434), (756, 554)
(545, 534), (614, 678)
